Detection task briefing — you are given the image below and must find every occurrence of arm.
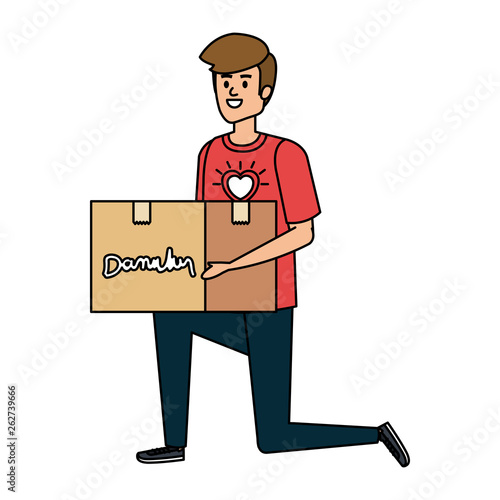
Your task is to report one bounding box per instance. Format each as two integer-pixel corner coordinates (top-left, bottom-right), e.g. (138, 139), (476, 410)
(201, 219), (314, 279)
(195, 141), (211, 200)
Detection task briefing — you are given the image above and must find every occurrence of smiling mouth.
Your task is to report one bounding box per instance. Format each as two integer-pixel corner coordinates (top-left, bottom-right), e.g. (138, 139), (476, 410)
(226, 99), (243, 108)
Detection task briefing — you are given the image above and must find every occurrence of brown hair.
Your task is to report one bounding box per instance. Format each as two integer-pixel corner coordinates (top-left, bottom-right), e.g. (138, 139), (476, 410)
(200, 33), (277, 105)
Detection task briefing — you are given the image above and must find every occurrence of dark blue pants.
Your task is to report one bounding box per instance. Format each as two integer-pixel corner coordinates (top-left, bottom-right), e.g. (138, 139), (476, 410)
(153, 309), (379, 452)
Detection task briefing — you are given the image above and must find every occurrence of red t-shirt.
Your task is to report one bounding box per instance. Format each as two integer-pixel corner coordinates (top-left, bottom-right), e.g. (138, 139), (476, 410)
(196, 133), (320, 309)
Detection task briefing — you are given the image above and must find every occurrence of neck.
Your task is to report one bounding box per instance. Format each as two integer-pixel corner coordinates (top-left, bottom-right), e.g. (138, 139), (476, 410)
(230, 116), (258, 145)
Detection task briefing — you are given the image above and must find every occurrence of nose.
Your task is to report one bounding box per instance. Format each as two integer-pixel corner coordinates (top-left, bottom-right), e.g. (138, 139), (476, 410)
(229, 86), (238, 97)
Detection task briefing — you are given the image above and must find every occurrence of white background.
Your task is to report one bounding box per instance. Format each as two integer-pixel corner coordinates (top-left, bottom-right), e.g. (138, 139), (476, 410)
(2, 0), (500, 499)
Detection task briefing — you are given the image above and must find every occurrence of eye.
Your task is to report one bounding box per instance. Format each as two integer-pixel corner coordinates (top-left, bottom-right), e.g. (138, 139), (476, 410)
(242, 80), (248, 89)
(223, 81), (229, 89)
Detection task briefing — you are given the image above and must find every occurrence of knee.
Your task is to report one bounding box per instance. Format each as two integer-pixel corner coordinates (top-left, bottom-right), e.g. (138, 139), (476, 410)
(256, 430), (284, 454)
(256, 438), (276, 454)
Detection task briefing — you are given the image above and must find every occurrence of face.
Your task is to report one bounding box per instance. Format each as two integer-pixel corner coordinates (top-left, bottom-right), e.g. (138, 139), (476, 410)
(214, 66), (272, 123)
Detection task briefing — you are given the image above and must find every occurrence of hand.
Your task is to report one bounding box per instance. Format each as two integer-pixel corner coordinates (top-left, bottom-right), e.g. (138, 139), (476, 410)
(201, 262), (232, 280)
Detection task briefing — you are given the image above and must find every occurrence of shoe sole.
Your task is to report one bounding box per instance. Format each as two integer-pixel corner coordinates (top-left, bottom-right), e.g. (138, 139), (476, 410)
(136, 455), (185, 464)
(382, 422), (410, 467)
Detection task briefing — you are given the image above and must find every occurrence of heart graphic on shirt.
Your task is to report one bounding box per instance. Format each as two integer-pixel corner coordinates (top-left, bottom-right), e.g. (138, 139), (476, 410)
(221, 170), (260, 201)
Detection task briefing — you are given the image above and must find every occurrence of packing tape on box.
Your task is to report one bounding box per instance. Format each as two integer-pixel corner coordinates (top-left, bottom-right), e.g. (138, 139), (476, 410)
(133, 202), (152, 225)
(231, 202), (250, 225)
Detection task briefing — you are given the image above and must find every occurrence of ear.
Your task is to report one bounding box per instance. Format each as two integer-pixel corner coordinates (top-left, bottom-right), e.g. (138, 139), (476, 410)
(260, 86), (272, 100)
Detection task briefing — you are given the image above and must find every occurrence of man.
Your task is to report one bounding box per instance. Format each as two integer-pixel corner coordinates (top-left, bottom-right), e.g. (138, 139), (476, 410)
(136, 33), (410, 467)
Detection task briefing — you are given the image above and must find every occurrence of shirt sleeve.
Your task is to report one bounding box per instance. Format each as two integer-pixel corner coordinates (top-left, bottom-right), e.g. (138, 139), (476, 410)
(196, 141), (211, 200)
(275, 140), (321, 223)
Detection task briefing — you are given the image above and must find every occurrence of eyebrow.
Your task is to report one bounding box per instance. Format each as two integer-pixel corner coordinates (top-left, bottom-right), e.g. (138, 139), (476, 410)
(240, 74), (252, 78)
(221, 74), (232, 78)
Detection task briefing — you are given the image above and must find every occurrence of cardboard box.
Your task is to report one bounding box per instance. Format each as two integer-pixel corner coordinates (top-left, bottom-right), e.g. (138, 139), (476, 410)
(91, 201), (276, 312)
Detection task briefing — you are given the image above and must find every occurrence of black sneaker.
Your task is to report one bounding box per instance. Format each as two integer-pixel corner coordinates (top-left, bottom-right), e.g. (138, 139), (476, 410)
(136, 445), (185, 464)
(378, 422), (410, 467)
